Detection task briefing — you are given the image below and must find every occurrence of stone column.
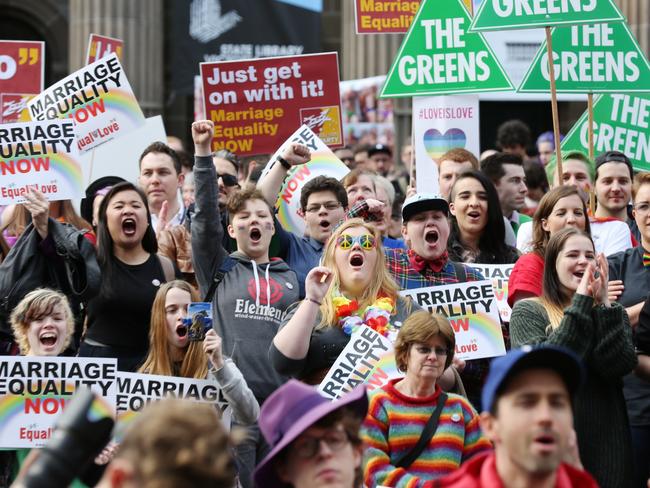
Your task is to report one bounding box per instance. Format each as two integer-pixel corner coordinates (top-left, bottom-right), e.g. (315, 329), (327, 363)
(68, 0), (163, 116)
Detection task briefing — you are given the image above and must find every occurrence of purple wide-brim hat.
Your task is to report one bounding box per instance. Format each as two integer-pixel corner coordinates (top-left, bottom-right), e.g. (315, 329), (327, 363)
(253, 380), (368, 488)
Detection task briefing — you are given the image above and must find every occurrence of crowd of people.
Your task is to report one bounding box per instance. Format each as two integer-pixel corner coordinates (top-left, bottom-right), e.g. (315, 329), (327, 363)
(1, 116), (649, 488)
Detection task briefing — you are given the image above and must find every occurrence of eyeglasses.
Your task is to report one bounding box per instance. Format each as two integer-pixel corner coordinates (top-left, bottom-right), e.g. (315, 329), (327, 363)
(414, 345), (449, 357)
(291, 429), (349, 459)
(634, 202), (650, 214)
(305, 202), (342, 213)
(216, 173), (239, 187)
(336, 234), (376, 250)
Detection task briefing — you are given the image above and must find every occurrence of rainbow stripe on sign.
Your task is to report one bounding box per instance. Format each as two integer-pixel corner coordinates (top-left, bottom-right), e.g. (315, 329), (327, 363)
(48, 151), (83, 192)
(276, 152), (347, 230)
(0, 395), (28, 429)
(103, 88), (145, 125)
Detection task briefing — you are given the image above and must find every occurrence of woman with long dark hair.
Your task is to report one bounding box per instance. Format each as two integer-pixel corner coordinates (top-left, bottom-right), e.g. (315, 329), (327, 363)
(508, 185), (591, 307)
(447, 170), (519, 264)
(510, 227), (636, 487)
(79, 181), (178, 371)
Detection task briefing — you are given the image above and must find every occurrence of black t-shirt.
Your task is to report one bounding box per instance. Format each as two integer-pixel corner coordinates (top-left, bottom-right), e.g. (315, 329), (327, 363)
(85, 254), (169, 351)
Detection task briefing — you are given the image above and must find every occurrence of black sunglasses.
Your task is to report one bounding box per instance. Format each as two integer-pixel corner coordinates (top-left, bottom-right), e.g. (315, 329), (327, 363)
(217, 173), (239, 187)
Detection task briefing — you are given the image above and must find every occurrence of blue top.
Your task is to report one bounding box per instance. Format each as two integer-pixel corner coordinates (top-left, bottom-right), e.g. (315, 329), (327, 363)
(273, 217), (324, 298)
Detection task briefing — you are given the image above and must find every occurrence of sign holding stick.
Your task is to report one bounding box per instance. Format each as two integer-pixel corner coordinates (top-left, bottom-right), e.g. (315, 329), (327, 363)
(400, 280), (506, 360)
(545, 26), (563, 182)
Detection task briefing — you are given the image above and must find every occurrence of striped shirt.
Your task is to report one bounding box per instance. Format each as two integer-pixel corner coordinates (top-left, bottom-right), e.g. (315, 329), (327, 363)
(362, 379), (492, 488)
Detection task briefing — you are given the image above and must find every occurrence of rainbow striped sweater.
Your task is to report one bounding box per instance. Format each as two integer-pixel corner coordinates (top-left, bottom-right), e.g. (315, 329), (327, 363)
(361, 379), (492, 488)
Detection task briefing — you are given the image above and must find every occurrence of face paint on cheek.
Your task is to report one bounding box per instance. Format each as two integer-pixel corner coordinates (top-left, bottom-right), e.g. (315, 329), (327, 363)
(236, 225), (246, 231)
(264, 222), (273, 231)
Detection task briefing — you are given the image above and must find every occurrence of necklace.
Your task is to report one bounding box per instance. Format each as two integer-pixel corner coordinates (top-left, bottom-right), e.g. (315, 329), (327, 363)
(334, 294), (396, 340)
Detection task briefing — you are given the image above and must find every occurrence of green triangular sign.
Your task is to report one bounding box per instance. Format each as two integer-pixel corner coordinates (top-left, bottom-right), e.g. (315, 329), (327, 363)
(380, 0), (514, 98)
(470, 0), (624, 32)
(561, 93), (650, 172)
(519, 22), (650, 93)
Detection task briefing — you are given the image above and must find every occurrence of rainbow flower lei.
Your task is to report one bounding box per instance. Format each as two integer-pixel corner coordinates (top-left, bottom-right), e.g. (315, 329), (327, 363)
(333, 295), (396, 340)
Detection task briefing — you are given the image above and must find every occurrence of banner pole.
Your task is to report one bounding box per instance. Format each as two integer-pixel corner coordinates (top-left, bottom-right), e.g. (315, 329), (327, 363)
(409, 130), (415, 190)
(587, 92), (596, 215)
(545, 26), (563, 185)
(587, 93), (595, 161)
(87, 148), (96, 187)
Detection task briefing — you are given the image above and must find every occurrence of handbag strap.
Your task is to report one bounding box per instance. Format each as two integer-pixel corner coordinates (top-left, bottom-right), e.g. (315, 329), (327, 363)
(395, 392), (448, 469)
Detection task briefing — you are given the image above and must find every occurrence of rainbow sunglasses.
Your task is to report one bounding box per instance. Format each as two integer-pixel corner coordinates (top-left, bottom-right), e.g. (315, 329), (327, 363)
(336, 233), (376, 250)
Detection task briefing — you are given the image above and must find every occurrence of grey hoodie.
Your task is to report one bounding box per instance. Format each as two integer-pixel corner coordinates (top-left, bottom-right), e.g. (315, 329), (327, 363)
(192, 155), (299, 403)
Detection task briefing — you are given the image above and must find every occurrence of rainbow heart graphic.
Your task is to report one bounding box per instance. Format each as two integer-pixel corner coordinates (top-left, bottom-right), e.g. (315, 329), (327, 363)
(423, 128), (467, 160)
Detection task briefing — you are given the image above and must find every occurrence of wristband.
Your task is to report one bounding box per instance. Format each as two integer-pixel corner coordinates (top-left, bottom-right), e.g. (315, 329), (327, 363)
(277, 156), (291, 170)
(305, 297), (322, 306)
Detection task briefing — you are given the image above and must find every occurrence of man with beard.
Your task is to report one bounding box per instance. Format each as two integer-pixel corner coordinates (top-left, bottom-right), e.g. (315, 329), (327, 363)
(427, 346), (598, 488)
(594, 150), (639, 241)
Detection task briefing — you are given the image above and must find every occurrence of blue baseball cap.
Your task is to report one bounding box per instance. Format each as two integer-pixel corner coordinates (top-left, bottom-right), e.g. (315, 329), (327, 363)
(482, 345), (585, 413)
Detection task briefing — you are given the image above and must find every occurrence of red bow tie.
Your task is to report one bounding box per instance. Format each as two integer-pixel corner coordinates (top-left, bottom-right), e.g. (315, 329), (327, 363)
(408, 249), (449, 273)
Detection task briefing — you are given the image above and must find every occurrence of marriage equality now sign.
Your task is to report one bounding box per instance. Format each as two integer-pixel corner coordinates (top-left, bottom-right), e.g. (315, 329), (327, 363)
(0, 357), (116, 448)
(27, 53), (145, 154)
(0, 119), (83, 205)
(201, 52), (343, 156)
(318, 326), (400, 401)
(469, 264), (514, 322)
(114, 371), (230, 442)
(401, 280), (506, 360)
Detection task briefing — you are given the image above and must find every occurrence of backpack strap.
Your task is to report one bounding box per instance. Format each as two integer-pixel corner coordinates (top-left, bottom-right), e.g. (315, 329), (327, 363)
(203, 257), (237, 302)
(395, 393), (448, 469)
(158, 255), (175, 282)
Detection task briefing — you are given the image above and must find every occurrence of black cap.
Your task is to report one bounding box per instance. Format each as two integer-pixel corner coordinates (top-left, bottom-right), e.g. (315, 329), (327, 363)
(595, 150), (633, 177)
(368, 144), (392, 158)
(80, 176), (126, 225)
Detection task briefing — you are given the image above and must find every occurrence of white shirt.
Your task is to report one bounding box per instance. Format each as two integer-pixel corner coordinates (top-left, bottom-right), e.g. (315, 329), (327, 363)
(516, 219), (632, 256)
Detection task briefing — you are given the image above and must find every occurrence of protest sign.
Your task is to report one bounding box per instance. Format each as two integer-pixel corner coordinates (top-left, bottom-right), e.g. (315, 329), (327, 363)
(400, 280), (506, 360)
(259, 125), (350, 236)
(381, 0), (513, 98)
(340, 75), (394, 147)
(79, 115), (166, 187)
(518, 22), (650, 93)
(27, 53), (146, 154)
(469, 264), (514, 322)
(116, 371), (229, 413)
(0, 357), (116, 448)
(0, 93), (34, 124)
(0, 119), (83, 205)
(201, 52), (343, 156)
(561, 93), (650, 172)
(413, 95), (479, 193)
(470, 0), (624, 32)
(114, 371), (230, 441)
(0, 40), (44, 95)
(318, 326), (400, 401)
(86, 33), (124, 64)
(354, 0), (421, 34)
